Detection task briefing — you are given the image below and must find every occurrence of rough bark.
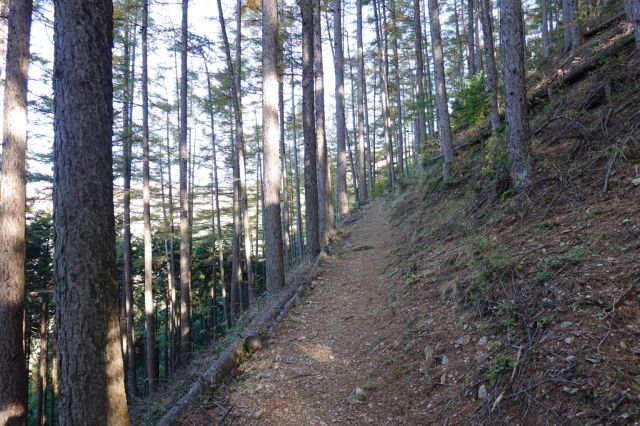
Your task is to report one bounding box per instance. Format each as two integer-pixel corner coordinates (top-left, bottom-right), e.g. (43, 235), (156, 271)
(479, 0), (501, 135)
(356, 0), (368, 202)
(500, 0), (533, 192)
(0, 0), (32, 422)
(263, 0), (286, 293)
(428, 0), (455, 178)
(179, 0), (192, 362)
(300, 0), (321, 257)
(53, 0), (130, 421)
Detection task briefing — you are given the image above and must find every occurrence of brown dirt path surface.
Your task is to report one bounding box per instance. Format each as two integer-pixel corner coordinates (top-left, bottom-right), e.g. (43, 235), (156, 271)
(178, 199), (429, 425)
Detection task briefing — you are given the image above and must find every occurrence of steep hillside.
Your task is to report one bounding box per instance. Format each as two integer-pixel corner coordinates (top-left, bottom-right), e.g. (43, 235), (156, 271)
(386, 3), (640, 422)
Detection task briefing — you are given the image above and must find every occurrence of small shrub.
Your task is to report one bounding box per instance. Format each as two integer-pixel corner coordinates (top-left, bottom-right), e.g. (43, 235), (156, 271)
(451, 74), (490, 130)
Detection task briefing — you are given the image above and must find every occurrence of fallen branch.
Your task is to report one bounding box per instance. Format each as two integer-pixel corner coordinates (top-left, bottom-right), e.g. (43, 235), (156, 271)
(529, 33), (634, 105)
(155, 251), (327, 426)
(583, 13), (627, 38)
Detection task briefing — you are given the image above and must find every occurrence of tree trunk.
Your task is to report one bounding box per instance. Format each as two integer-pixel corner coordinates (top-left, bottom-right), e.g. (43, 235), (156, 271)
(414, 0), (427, 170)
(500, 0), (533, 192)
(356, 0), (368, 202)
(263, 0), (286, 293)
(333, 0), (349, 218)
(479, 0), (501, 136)
(389, 0), (405, 178)
(0, 0), (32, 422)
(37, 299), (48, 426)
(141, 0), (157, 392)
(299, 0), (321, 257)
(467, 0), (477, 77)
(428, 0), (455, 178)
(563, 0), (582, 54)
(179, 0), (192, 363)
(541, 0), (551, 58)
(291, 60), (305, 258)
(53, 0), (130, 420)
(373, 0), (395, 188)
(278, 80), (290, 264)
(626, 0), (640, 49)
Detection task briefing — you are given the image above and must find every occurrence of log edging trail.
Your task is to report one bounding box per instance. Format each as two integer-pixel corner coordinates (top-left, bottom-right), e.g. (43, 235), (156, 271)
(155, 251), (327, 426)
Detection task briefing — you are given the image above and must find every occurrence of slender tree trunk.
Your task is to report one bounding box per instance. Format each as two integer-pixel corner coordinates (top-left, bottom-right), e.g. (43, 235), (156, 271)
(479, 0), (501, 136)
(291, 63), (305, 258)
(428, 0), (455, 178)
(158, 115), (175, 377)
(345, 29), (360, 203)
(121, 17), (139, 396)
(141, 0), (157, 392)
(299, 0), (321, 257)
(53, 0), (130, 420)
(373, 0), (395, 188)
(333, 0), (349, 218)
(0, 0), (32, 422)
(356, 0), (368, 202)
(179, 0), (192, 362)
(390, 0), (405, 178)
(467, 0), (477, 77)
(414, 0), (427, 170)
(500, 0), (533, 192)
(541, 0), (550, 58)
(262, 0), (286, 292)
(278, 81), (290, 264)
(314, 0), (332, 244)
(37, 299), (48, 426)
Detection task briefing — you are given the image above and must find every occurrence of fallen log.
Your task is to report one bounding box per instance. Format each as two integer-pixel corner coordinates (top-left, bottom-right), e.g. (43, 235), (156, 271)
(155, 251), (327, 426)
(529, 33), (634, 105)
(583, 12), (627, 38)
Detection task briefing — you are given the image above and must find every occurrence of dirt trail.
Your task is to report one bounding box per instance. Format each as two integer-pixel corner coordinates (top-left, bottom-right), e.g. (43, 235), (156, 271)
(179, 199), (416, 425)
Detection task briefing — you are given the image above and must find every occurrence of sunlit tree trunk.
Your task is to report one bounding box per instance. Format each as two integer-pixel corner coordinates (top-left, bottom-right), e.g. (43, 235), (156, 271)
(179, 0), (192, 362)
(263, 0), (286, 292)
(53, 0), (130, 420)
(0, 0), (32, 422)
(541, 0), (550, 58)
(333, 0), (349, 218)
(356, 0), (368, 202)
